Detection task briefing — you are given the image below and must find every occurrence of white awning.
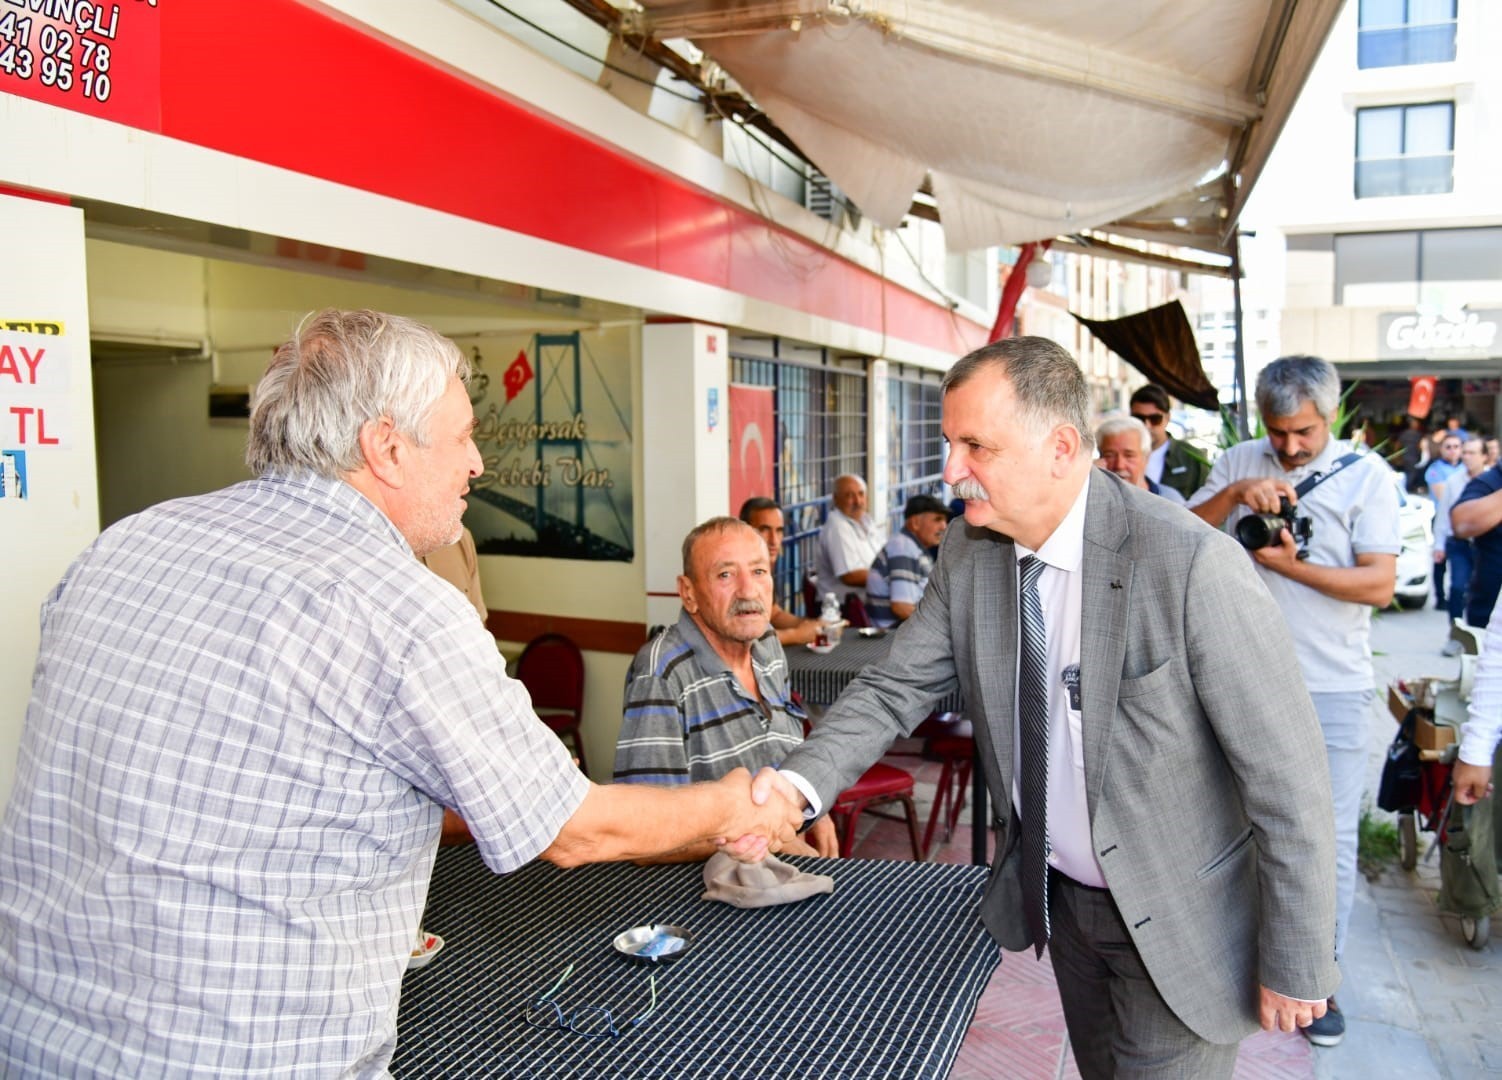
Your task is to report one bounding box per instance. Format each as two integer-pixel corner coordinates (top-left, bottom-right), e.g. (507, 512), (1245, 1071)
(629, 0), (1342, 255)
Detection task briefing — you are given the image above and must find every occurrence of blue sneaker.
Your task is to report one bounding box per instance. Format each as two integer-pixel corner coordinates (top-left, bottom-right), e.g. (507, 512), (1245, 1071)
(1303, 998), (1344, 1047)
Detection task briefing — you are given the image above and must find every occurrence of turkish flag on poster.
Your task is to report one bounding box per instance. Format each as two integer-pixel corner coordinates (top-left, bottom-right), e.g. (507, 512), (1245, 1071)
(1408, 375), (1437, 419)
(728, 385), (775, 515)
(503, 349), (534, 402)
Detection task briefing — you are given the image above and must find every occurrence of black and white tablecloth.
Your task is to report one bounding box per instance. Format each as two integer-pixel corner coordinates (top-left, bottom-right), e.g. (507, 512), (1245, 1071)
(394, 846), (999, 1078)
(785, 634), (965, 714)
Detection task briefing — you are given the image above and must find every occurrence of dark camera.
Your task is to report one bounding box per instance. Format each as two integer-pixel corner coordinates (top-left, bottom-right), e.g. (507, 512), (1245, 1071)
(1235, 496), (1313, 556)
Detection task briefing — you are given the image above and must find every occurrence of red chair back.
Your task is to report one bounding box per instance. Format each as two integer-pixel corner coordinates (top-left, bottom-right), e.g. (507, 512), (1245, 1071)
(802, 574), (820, 619)
(516, 633), (584, 714)
(841, 594), (871, 629)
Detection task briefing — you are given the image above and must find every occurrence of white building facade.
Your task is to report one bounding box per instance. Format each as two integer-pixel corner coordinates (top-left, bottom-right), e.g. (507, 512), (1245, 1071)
(1248, 0), (1502, 432)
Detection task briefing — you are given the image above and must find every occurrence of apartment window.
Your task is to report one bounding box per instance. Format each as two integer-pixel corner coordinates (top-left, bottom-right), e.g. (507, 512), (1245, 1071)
(886, 368), (945, 534)
(1355, 102), (1454, 198)
(729, 351), (867, 615)
(1358, 0), (1457, 69)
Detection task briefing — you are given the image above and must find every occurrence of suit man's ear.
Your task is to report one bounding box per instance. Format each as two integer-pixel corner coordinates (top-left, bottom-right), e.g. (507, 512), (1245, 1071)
(358, 416), (407, 488)
(1050, 424), (1083, 475)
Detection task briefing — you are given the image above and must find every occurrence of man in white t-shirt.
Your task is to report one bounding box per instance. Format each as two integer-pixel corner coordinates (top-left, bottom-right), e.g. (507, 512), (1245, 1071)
(814, 474), (885, 606)
(1188, 355), (1401, 1051)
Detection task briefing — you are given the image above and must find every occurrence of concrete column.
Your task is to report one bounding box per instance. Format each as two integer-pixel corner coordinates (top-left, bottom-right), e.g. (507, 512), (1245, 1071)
(0, 195), (99, 806)
(867, 358), (892, 527)
(641, 321), (730, 629)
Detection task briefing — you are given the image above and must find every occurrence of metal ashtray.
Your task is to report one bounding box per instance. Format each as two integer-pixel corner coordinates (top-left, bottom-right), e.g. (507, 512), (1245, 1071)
(612, 924), (694, 964)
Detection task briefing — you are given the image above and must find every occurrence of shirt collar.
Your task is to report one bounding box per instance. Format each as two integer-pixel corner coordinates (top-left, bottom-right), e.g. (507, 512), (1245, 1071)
(674, 609), (781, 699)
(1014, 470), (1091, 573)
(1257, 434), (1346, 483)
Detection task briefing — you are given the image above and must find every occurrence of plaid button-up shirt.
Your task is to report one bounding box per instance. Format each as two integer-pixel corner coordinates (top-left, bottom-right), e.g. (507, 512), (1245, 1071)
(0, 473), (588, 1077)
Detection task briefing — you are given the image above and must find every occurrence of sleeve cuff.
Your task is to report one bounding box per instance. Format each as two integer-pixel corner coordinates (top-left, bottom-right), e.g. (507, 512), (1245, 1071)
(778, 768), (823, 819)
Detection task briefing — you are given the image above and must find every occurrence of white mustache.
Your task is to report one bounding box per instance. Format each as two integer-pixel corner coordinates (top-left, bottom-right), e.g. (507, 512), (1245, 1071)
(951, 478), (989, 502)
(730, 600), (767, 616)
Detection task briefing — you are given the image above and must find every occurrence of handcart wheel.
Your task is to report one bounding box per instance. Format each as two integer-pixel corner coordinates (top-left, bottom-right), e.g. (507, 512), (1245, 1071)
(1398, 812), (1417, 872)
(1461, 915), (1490, 951)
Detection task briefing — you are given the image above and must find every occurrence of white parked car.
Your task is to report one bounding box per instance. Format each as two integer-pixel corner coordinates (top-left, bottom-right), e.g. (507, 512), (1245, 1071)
(1391, 470), (1435, 610)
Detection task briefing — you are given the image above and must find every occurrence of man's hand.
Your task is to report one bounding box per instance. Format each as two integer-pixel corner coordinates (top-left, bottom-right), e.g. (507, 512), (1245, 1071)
(1232, 477), (1300, 514)
(751, 766), (809, 812)
(713, 767), (803, 863)
(1259, 987), (1326, 1032)
(1454, 761), (1495, 805)
(1250, 528), (1303, 576)
(776, 618), (823, 647)
(806, 814), (840, 858)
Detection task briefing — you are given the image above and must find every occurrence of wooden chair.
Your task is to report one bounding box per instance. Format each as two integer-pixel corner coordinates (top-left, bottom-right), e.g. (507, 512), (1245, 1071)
(515, 632), (587, 775)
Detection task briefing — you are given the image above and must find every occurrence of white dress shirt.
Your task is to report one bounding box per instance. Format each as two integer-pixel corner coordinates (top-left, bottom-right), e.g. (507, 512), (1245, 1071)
(1146, 438), (1169, 484)
(1011, 473), (1104, 887)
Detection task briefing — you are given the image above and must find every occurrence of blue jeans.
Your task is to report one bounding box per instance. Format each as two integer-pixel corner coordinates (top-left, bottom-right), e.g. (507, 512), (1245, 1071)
(1447, 537), (1474, 623)
(1311, 690), (1372, 961)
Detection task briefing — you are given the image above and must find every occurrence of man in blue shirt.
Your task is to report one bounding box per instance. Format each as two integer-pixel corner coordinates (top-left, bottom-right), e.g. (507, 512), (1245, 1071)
(1424, 433), (1466, 610)
(1452, 459), (1502, 629)
(865, 494), (951, 627)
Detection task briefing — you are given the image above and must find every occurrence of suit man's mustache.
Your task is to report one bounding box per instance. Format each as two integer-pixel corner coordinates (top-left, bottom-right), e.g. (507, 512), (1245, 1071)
(952, 478), (989, 502)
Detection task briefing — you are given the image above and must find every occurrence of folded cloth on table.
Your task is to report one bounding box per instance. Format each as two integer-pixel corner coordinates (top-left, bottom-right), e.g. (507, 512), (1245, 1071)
(700, 852), (834, 909)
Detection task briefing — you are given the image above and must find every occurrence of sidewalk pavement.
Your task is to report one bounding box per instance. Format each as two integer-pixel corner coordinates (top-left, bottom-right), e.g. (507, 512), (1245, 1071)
(849, 604), (1502, 1078)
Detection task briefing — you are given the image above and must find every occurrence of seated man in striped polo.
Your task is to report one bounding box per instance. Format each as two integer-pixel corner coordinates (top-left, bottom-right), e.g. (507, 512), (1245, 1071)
(614, 516), (840, 861)
(865, 494), (952, 628)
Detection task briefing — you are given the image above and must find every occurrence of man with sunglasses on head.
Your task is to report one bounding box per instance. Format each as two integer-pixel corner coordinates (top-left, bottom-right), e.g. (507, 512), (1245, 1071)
(1130, 384), (1208, 501)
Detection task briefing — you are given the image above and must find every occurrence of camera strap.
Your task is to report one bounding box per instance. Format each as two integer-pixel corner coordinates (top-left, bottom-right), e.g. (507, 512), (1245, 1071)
(1292, 452), (1365, 501)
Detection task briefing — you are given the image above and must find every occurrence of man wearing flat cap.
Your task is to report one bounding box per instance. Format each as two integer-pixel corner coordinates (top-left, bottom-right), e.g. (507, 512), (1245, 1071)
(865, 494), (951, 628)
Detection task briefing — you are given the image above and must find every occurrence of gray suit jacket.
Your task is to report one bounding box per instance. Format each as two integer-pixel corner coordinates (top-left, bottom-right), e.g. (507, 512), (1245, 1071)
(779, 471), (1339, 1043)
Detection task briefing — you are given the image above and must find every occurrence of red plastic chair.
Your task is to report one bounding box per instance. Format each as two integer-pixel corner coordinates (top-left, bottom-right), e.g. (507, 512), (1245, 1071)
(830, 763), (924, 861)
(841, 593), (871, 629)
(921, 720), (975, 858)
(515, 633), (587, 776)
(798, 708), (922, 861)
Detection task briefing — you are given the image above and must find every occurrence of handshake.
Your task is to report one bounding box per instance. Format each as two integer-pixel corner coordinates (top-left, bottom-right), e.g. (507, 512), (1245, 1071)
(710, 767), (816, 862)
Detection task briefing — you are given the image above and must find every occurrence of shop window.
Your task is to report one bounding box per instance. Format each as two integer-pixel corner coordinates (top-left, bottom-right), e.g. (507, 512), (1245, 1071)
(886, 368), (946, 533)
(1355, 102), (1454, 198)
(1335, 231), (1419, 306)
(730, 351), (867, 614)
(1358, 0), (1457, 69)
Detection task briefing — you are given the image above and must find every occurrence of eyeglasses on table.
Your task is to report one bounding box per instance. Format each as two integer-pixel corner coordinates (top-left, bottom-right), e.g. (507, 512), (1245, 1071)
(523, 962), (658, 1038)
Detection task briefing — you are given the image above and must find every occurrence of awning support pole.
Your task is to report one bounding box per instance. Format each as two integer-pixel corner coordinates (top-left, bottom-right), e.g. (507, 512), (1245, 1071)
(1230, 232), (1250, 438)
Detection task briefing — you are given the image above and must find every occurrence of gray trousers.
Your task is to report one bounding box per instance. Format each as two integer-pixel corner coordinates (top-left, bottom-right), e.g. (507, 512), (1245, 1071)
(1048, 872), (1239, 1079)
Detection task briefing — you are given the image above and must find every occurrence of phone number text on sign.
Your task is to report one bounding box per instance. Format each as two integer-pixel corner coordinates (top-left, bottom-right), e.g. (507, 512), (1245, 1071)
(0, 1), (160, 129)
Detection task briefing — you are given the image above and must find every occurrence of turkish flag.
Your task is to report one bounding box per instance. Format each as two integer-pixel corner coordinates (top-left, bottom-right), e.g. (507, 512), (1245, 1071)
(728, 384), (775, 515)
(1408, 375), (1437, 419)
(503, 349), (534, 403)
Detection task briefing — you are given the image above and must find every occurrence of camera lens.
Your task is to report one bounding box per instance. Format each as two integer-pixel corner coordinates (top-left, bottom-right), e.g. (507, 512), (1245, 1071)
(1235, 513), (1284, 550)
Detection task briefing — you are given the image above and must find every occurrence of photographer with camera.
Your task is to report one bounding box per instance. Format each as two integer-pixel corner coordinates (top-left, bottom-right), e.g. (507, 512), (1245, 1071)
(1187, 355), (1401, 1051)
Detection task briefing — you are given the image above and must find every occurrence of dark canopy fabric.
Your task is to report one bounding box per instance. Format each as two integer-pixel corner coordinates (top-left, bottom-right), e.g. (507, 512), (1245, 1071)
(1072, 300), (1220, 410)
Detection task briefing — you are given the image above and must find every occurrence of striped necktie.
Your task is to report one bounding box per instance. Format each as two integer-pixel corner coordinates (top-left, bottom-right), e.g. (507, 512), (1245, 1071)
(1017, 555), (1051, 956)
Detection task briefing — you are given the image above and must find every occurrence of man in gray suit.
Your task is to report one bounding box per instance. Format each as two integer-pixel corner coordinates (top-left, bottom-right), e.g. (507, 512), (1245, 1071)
(751, 338), (1338, 1077)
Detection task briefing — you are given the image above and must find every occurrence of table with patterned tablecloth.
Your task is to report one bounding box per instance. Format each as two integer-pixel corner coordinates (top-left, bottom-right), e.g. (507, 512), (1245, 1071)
(394, 846), (999, 1078)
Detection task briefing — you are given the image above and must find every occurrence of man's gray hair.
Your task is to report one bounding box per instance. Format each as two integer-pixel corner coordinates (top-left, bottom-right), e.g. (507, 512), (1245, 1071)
(1095, 414), (1152, 454)
(1255, 355), (1340, 423)
(942, 336), (1095, 451)
(247, 309), (471, 478)
(681, 516), (758, 577)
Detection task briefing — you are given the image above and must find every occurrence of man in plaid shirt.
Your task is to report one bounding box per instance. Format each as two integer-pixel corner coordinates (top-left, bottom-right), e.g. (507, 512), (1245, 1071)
(0, 309), (799, 1077)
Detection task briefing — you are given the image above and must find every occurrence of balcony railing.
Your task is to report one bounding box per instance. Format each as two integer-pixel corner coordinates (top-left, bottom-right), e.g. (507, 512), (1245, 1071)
(1355, 154), (1454, 198)
(1358, 22), (1457, 69)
